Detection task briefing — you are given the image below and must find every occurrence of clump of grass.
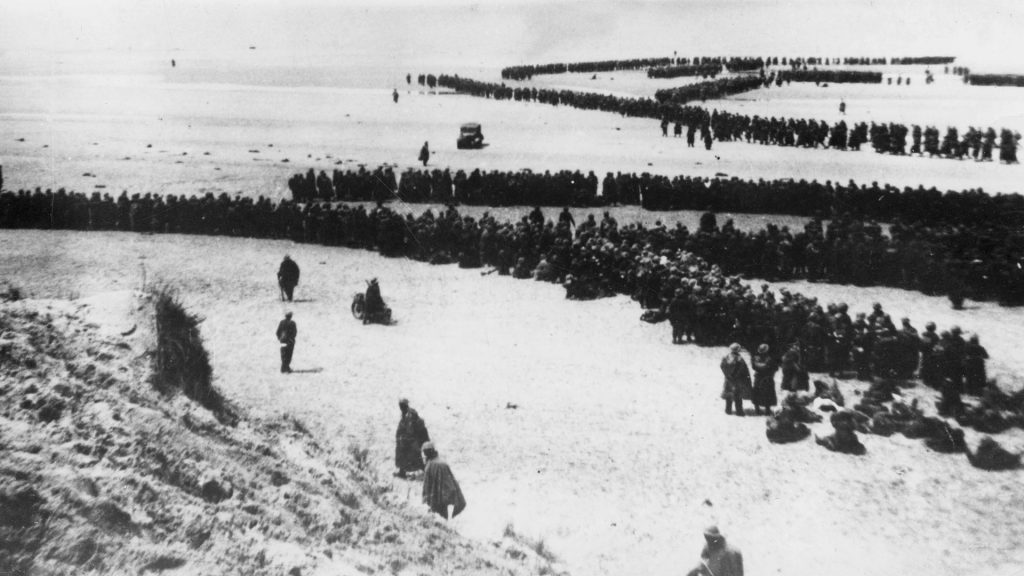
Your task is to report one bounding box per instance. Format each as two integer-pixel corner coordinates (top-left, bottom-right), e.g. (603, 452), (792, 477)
(152, 286), (235, 425)
(1, 283), (24, 302)
(348, 444), (370, 470)
(503, 523), (558, 563)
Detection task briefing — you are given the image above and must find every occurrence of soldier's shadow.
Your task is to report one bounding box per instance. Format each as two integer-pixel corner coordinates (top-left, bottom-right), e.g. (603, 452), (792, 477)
(289, 298), (316, 303)
(290, 367), (324, 374)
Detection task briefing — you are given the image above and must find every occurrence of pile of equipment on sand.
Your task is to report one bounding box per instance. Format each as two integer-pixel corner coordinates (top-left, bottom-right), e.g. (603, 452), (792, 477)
(765, 378), (1022, 470)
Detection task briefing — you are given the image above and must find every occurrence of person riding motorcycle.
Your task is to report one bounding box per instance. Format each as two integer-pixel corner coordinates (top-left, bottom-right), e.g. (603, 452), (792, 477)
(365, 278), (386, 322)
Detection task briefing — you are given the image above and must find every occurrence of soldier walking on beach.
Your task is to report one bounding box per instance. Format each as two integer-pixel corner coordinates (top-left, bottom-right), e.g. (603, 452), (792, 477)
(276, 312), (297, 374)
(419, 141), (430, 167)
(421, 442), (466, 520)
(394, 398), (431, 478)
(686, 526), (744, 576)
(277, 255), (300, 302)
(393, 89), (399, 103)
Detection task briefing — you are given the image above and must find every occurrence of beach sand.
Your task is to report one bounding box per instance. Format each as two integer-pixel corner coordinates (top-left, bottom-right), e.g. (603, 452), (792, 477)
(2, 229), (1023, 576)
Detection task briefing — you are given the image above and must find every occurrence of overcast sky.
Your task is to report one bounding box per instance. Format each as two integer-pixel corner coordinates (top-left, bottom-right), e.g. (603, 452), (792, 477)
(1, 0), (1020, 71)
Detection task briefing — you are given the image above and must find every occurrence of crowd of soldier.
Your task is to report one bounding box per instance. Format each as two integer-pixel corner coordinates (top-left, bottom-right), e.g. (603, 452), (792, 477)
(0, 183), (998, 418)
(5, 170), (1023, 307)
(282, 166), (1024, 303)
(435, 74), (1019, 164)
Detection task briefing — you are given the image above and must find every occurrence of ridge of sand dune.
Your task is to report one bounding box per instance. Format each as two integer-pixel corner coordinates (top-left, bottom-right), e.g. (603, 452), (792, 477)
(0, 290), (562, 576)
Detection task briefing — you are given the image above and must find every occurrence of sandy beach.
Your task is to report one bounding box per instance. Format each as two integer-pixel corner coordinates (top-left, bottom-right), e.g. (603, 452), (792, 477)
(3, 229), (1024, 576)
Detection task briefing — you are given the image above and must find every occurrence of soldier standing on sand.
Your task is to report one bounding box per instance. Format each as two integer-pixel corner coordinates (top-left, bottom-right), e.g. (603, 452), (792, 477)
(393, 89), (399, 103)
(720, 343), (751, 416)
(421, 442), (466, 520)
(394, 399), (431, 478)
(276, 312), (297, 374)
(419, 141), (430, 167)
(277, 255), (300, 302)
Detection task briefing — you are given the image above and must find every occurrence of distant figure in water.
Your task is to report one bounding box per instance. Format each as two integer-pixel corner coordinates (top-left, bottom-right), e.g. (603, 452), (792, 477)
(421, 442), (466, 520)
(686, 526), (744, 576)
(419, 141), (430, 166)
(839, 100), (846, 114)
(392, 89), (399, 104)
(171, 59), (176, 68)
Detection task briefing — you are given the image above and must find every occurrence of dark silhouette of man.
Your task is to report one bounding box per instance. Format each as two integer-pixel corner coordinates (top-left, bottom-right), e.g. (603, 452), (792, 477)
(276, 312), (297, 373)
(419, 142), (430, 166)
(364, 278), (385, 323)
(394, 399), (430, 478)
(421, 442), (466, 520)
(277, 255), (300, 302)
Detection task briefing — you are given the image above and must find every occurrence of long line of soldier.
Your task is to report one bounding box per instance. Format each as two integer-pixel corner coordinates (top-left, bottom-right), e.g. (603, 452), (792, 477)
(646, 64), (722, 79)
(5, 181), (1023, 306)
(289, 168), (1023, 306)
(967, 74), (1024, 88)
(776, 70), (882, 84)
(710, 112), (1020, 162)
(434, 74), (1020, 164)
(654, 76), (765, 105)
(287, 166), (1024, 224)
(501, 55), (956, 80)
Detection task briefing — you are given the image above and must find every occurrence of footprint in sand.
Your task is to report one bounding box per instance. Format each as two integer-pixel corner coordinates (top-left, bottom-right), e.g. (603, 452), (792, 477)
(16, 137), (25, 142)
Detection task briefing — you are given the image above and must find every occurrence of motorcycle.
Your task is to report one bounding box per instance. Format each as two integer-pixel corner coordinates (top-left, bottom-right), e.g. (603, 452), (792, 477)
(351, 292), (392, 325)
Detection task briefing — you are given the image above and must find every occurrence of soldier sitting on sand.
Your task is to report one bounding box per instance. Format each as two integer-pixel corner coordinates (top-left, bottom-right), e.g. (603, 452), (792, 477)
(815, 410), (865, 455)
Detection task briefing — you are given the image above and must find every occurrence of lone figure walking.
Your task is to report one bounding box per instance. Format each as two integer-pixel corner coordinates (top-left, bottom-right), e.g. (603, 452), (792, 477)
(277, 255), (300, 302)
(419, 141), (430, 167)
(422, 442), (466, 520)
(276, 312), (297, 374)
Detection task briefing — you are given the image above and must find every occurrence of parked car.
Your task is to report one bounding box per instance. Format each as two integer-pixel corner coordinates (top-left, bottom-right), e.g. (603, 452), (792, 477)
(456, 123), (484, 149)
